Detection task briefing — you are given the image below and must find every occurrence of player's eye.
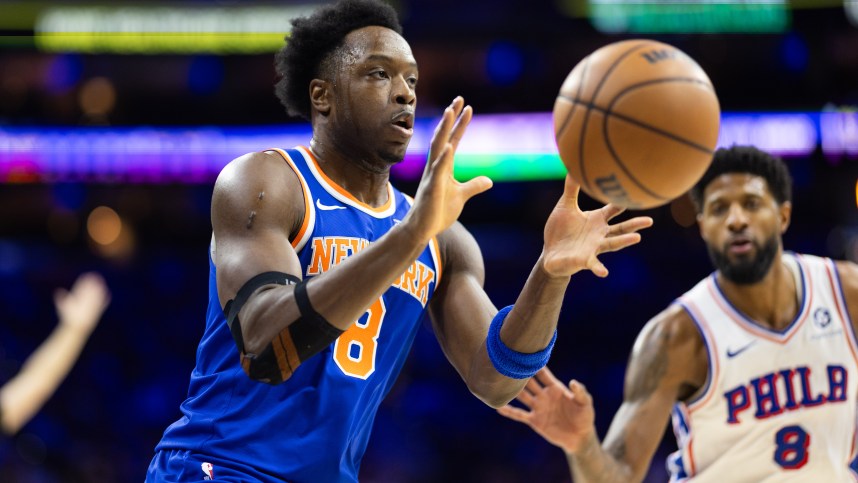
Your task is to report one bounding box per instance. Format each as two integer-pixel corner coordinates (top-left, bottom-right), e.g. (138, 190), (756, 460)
(709, 203), (726, 216)
(372, 70), (389, 79)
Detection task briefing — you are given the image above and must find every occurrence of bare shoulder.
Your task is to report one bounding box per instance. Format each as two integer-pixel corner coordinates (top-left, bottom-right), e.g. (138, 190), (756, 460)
(636, 304), (703, 352)
(834, 259), (858, 293)
(625, 303), (707, 402)
(212, 151), (305, 236)
(213, 151), (301, 211)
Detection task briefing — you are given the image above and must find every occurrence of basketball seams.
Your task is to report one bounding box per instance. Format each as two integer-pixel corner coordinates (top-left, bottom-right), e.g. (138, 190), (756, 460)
(601, 76), (717, 203)
(602, 124), (670, 203)
(553, 40), (720, 209)
(608, 78), (717, 153)
(578, 41), (651, 195)
(555, 54), (590, 141)
(563, 78), (717, 154)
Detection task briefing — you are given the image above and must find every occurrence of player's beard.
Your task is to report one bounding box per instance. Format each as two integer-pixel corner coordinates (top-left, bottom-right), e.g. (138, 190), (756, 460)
(708, 235), (779, 285)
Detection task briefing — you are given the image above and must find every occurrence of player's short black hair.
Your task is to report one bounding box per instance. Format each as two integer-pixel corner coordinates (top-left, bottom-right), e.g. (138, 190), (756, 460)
(274, 0), (403, 120)
(689, 145), (793, 212)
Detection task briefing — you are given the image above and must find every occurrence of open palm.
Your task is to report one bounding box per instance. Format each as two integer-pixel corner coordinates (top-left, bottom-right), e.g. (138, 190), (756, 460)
(497, 367), (596, 454)
(407, 97), (492, 241)
(542, 176), (653, 278)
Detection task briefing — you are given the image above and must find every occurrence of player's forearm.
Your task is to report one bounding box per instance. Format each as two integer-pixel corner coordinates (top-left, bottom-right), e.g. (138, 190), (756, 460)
(242, 220), (430, 352)
(464, 257), (570, 406)
(569, 433), (636, 483)
(298, 221), (430, 326)
(0, 324), (91, 434)
(500, 255), (570, 352)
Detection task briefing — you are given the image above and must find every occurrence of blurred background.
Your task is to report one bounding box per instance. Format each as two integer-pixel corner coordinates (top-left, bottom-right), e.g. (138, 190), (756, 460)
(1, 0), (857, 481)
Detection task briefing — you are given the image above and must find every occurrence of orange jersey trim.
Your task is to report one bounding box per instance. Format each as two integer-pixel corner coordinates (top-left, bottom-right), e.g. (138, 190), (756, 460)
(430, 236), (443, 287)
(268, 148), (313, 249)
(298, 145), (394, 214)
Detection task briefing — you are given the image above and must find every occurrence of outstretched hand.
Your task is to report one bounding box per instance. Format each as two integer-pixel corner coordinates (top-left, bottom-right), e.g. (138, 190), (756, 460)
(542, 175), (653, 278)
(497, 367), (596, 454)
(405, 97), (493, 241)
(54, 272), (111, 334)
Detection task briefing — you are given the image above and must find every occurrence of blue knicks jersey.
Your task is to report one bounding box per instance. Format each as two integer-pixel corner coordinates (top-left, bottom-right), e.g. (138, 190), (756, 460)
(156, 146), (442, 482)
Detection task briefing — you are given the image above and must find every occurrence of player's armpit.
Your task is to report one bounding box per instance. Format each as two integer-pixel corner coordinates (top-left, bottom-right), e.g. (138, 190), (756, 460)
(580, 305), (706, 483)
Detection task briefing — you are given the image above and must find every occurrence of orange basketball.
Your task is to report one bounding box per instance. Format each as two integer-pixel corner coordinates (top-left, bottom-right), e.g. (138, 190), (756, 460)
(553, 39), (720, 209)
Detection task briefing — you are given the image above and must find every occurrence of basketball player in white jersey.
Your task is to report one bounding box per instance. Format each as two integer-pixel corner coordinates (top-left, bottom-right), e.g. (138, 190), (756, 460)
(498, 145), (858, 481)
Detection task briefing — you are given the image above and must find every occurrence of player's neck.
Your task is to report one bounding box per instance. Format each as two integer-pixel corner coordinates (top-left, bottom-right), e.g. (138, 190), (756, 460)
(717, 253), (799, 331)
(309, 138), (391, 208)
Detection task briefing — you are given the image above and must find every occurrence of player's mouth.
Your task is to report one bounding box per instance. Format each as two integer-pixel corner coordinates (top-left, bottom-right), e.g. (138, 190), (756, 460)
(727, 236), (753, 255)
(391, 110), (414, 138)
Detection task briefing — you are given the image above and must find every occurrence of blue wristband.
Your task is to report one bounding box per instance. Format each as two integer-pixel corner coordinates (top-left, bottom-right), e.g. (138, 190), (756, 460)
(486, 305), (557, 379)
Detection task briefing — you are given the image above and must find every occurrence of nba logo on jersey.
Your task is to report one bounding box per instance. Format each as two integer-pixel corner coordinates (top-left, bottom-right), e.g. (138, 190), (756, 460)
(813, 307), (831, 329)
(201, 462), (214, 480)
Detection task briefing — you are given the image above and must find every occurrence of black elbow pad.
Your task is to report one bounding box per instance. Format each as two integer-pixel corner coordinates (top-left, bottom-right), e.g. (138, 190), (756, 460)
(224, 272), (343, 385)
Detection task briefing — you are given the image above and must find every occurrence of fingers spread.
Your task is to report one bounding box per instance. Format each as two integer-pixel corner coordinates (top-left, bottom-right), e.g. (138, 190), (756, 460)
(534, 366), (560, 388)
(568, 380), (592, 406)
(431, 143), (453, 173)
(460, 176), (493, 200)
(429, 97), (463, 161)
(525, 377), (543, 394)
(598, 203), (625, 222)
(606, 217), (653, 238)
(588, 257), (608, 278)
(600, 232), (642, 254)
(429, 107), (452, 153)
(497, 405), (531, 423)
(449, 105), (473, 151)
(517, 389), (536, 408)
(562, 174), (581, 205)
(450, 96), (464, 113)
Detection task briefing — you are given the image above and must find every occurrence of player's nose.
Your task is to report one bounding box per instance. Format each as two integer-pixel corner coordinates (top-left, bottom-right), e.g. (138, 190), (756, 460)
(726, 203), (749, 231)
(393, 76), (415, 106)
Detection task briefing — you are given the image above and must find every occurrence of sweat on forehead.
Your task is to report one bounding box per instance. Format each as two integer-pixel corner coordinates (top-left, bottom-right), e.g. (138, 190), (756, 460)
(338, 27), (412, 63)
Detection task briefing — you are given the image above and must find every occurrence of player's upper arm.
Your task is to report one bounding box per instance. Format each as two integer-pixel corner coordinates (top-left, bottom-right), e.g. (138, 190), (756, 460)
(211, 151), (306, 350)
(834, 260), (858, 332)
(601, 304), (708, 481)
(427, 222), (496, 384)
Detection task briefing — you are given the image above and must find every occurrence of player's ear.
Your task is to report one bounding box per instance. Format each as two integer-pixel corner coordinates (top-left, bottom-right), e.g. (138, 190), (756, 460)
(309, 79), (331, 115)
(779, 200), (792, 234)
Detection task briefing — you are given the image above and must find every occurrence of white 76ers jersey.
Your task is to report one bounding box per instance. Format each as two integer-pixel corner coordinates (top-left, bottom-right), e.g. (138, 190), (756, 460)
(669, 253), (858, 482)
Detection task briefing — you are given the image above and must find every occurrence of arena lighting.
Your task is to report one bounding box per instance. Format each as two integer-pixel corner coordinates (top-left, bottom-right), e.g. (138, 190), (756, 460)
(846, 0), (858, 27)
(821, 110), (858, 157)
(0, 112), (854, 184)
(583, 0), (790, 34)
(33, 4), (318, 54)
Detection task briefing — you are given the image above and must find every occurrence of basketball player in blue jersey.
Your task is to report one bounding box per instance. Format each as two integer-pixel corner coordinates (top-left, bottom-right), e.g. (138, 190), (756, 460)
(499, 145), (858, 481)
(145, 0), (652, 481)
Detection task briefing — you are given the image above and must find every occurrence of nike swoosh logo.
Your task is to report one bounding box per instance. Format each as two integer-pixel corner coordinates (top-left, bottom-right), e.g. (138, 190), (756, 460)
(316, 198), (346, 211)
(726, 340), (757, 358)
